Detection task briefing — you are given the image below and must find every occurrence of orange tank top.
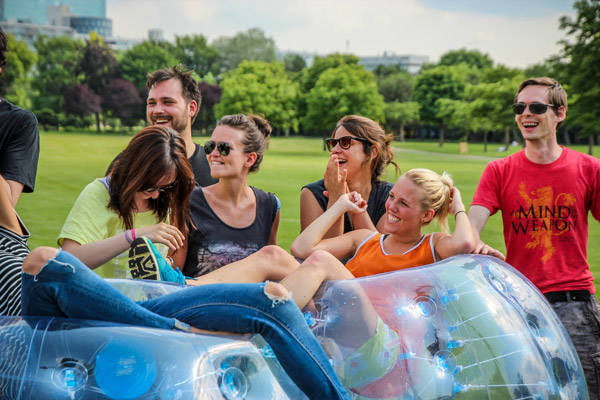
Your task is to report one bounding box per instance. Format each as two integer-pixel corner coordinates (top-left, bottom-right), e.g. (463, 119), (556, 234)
(345, 232), (436, 277)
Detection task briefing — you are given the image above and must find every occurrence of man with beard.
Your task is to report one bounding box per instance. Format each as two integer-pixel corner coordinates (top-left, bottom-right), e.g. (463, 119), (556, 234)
(145, 66), (216, 187)
(108, 66), (216, 187)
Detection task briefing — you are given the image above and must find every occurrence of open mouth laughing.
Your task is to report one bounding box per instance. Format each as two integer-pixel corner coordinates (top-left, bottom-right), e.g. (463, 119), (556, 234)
(152, 115), (172, 125)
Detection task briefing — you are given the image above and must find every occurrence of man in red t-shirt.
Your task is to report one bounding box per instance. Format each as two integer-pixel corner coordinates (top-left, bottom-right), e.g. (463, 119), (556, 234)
(470, 77), (600, 398)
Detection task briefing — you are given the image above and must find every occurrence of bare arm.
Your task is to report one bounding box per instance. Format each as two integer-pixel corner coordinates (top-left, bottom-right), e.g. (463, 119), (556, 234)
(348, 208), (378, 232)
(0, 174), (23, 235)
(469, 204), (490, 236)
(300, 187), (344, 237)
(170, 238), (187, 269)
(268, 210), (281, 245)
(3, 179), (24, 207)
(61, 223), (185, 269)
(434, 188), (477, 259)
(292, 192), (372, 260)
(468, 205), (505, 260)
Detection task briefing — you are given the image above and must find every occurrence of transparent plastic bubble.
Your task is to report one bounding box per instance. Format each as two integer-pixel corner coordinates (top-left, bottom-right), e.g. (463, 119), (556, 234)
(308, 255), (589, 400)
(219, 367), (249, 400)
(51, 360), (88, 393)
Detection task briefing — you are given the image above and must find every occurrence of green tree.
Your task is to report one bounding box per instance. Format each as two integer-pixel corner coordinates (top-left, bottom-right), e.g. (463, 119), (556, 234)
(303, 64), (384, 134)
(297, 53), (360, 130)
(0, 34), (37, 108)
(63, 84), (101, 128)
(216, 61), (298, 133)
(76, 35), (118, 131)
(523, 57), (566, 81)
(559, 0), (600, 154)
(298, 53), (359, 95)
(33, 35), (83, 114)
(480, 64), (522, 83)
(435, 99), (473, 143)
(448, 62), (483, 85)
(376, 70), (413, 102)
(283, 54), (306, 73)
(194, 80), (222, 133)
(439, 48), (494, 70)
(119, 41), (178, 90)
(413, 65), (466, 146)
(384, 101), (420, 141)
(373, 64), (406, 78)
(467, 73), (524, 151)
(102, 79), (144, 130)
(213, 28), (276, 71)
(173, 34), (220, 77)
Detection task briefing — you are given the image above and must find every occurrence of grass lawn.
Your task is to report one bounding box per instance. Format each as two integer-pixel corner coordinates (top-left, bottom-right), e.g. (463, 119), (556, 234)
(16, 132), (600, 296)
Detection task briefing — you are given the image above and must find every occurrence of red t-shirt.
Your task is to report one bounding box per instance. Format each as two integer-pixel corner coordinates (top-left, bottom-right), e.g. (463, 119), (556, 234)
(472, 147), (600, 293)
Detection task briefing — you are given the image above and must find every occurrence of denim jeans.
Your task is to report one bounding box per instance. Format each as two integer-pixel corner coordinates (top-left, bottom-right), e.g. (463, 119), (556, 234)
(552, 296), (600, 400)
(21, 250), (350, 400)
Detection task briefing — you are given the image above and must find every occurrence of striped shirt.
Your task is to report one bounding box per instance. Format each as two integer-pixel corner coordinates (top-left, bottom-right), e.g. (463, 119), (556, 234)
(0, 217), (29, 316)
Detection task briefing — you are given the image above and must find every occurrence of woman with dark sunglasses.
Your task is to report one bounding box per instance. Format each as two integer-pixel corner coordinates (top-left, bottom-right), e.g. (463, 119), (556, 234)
(57, 126), (196, 278)
(301, 115), (399, 240)
(174, 114), (281, 278)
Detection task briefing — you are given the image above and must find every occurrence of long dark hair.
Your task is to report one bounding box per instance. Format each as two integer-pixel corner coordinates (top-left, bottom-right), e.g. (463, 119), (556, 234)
(107, 126), (195, 236)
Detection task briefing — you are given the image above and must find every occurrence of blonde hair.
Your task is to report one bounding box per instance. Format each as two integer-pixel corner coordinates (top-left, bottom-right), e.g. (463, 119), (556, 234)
(403, 168), (453, 232)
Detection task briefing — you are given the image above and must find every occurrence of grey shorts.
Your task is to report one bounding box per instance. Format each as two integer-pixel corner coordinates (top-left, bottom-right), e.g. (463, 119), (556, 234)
(551, 295), (600, 400)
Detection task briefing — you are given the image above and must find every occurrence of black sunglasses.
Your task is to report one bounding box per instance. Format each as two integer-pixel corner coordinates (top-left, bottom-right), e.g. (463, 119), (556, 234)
(204, 140), (233, 156)
(512, 102), (555, 115)
(325, 136), (369, 152)
(143, 181), (177, 194)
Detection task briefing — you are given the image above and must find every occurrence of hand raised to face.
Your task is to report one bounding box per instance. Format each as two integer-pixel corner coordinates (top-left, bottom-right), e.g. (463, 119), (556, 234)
(323, 154), (349, 202)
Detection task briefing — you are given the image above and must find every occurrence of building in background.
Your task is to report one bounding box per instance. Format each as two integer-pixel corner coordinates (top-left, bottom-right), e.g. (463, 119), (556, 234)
(277, 49), (428, 74)
(1, 0), (105, 25)
(1, 0), (113, 46)
(359, 52), (428, 74)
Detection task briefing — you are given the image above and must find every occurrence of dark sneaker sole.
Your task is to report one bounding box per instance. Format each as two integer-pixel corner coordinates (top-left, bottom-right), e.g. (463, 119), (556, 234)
(128, 237), (160, 280)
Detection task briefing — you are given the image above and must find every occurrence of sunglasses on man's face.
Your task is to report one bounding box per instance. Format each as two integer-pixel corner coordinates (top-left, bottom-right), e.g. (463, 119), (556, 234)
(325, 136), (369, 152)
(143, 181), (177, 194)
(204, 140), (233, 156)
(512, 102), (555, 115)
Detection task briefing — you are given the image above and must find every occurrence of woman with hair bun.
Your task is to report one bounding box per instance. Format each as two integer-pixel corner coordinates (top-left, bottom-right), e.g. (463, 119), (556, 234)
(301, 115), (399, 239)
(179, 114), (281, 277)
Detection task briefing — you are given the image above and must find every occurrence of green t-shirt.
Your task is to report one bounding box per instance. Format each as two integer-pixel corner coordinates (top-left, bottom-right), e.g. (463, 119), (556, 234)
(58, 179), (168, 278)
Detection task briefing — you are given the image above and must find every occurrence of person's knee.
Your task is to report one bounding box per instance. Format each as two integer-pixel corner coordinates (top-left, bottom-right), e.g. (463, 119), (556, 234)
(258, 245), (299, 276)
(260, 245), (291, 262)
(302, 250), (352, 279)
(303, 250), (337, 270)
(22, 247), (58, 275)
(264, 281), (291, 300)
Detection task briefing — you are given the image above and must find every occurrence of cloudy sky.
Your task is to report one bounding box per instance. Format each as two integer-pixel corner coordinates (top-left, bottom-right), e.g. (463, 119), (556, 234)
(106, 0), (575, 68)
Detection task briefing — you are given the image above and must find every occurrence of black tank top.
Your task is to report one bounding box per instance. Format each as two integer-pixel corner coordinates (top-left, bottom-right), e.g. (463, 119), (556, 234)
(183, 186), (278, 277)
(303, 179), (392, 233)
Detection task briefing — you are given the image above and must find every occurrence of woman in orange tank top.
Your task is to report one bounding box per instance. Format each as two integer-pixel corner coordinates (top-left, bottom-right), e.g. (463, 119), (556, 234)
(281, 168), (478, 315)
(277, 168), (478, 397)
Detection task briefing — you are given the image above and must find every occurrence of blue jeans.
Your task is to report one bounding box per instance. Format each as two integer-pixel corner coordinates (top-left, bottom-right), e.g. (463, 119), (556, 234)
(21, 250), (350, 400)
